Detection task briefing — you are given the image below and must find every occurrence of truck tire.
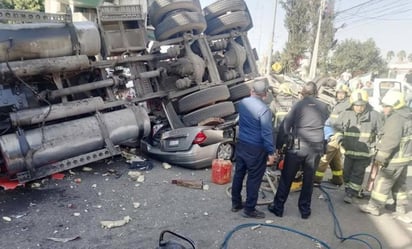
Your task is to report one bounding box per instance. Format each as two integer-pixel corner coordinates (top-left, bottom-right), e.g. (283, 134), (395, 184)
(182, 101), (235, 126)
(149, 0), (202, 26)
(203, 0), (247, 21)
(155, 11), (206, 41)
(205, 11), (253, 35)
(229, 81), (254, 101)
(177, 85), (230, 114)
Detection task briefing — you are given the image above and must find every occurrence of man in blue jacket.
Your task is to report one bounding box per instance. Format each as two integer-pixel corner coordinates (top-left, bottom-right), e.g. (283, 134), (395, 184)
(231, 80), (276, 219)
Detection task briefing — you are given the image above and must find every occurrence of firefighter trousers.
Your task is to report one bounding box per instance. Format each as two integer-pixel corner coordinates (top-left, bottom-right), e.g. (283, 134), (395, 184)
(314, 135), (343, 185)
(343, 156), (371, 195)
(369, 164), (408, 209)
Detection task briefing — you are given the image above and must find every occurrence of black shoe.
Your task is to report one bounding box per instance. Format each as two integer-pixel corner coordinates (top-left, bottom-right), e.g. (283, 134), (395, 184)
(242, 209), (265, 219)
(267, 203), (283, 217)
(231, 204), (243, 212)
(301, 212), (311, 219)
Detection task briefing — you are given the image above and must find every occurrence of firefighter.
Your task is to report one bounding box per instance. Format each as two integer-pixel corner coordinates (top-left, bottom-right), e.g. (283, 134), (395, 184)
(335, 89), (383, 204)
(268, 82), (330, 219)
(359, 91), (411, 216)
(314, 84), (351, 186)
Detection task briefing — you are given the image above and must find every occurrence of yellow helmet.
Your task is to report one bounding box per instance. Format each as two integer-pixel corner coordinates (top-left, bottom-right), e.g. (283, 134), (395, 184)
(335, 84), (350, 95)
(278, 82), (294, 96)
(381, 90), (406, 110)
(350, 89), (369, 105)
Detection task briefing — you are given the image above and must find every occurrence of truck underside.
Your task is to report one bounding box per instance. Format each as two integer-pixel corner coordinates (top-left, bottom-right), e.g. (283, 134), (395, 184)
(0, 0), (260, 183)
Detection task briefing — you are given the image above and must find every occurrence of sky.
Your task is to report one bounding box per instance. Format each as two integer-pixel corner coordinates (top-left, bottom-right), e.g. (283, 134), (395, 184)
(199, 0), (412, 58)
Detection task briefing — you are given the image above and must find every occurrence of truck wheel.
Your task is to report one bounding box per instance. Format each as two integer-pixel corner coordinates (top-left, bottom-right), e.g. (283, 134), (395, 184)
(205, 11), (253, 36)
(155, 11), (206, 41)
(177, 85), (230, 114)
(182, 101), (235, 126)
(228, 80), (254, 101)
(149, 0), (202, 27)
(203, 0), (247, 21)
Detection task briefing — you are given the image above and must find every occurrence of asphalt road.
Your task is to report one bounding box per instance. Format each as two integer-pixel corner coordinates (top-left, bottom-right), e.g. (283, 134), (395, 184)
(1, 155), (411, 249)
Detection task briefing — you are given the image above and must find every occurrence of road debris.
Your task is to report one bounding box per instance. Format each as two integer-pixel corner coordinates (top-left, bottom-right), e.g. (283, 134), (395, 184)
(82, 167), (93, 172)
(47, 236), (80, 243)
(74, 178), (82, 184)
(171, 179), (203, 189)
(128, 171), (142, 181)
(265, 220), (274, 224)
(133, 202), (140, 209)
(51, 173), (65, 180)
(31, 182), (41, 188)
(100, 216), (131, 229)
(2, 216), (12, 222)
(251, 225), (261, 230)
(202, 184), (209, 191)
(73, 212), (81, 217)
(162, 162), (172, 169)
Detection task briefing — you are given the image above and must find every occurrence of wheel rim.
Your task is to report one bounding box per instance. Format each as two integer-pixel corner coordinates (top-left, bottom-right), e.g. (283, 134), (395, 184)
(217, 143), (233, 160)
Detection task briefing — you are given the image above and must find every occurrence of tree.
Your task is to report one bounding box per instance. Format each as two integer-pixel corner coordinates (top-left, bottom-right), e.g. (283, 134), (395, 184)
(1, 0), (44, 11)
(279, 0), (335, 75)
(330, 38), (386, 76)
(408, 53), (412, 62)
(397, 50), (406, 62)
(386, 50), (395, 62)
(279, 0), (312, 72)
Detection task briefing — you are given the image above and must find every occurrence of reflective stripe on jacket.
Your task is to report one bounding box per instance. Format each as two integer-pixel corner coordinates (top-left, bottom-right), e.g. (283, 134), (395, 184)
(375, 107), (412, 166)
(335, 104), (383, 158)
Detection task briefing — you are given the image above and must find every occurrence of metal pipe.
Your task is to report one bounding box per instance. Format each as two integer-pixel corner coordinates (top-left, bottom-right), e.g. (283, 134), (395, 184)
(48, 78), (120, 99)
(0, 55), (91, 78)
(10, 97), (104, 127)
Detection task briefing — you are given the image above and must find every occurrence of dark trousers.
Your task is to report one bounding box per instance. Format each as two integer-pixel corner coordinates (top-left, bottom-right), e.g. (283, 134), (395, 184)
(231, 141), (267, 212)
(272, 143), (322, 215)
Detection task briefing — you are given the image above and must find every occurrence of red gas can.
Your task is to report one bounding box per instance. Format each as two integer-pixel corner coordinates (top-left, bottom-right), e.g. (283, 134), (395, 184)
(211, 159), (232, 185)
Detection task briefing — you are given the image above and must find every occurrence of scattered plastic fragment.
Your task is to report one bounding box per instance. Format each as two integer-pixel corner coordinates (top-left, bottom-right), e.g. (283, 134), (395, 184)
(47, 236), (80, 243)
(265, 220), (274, 224)
(73, 213), (81, 217)
(128, 171), (142, 181)
(82, 167), (93, 172)
(251, 225), (261, 230)
(51, 173), (65, 180)
(100, 216), (131, 229)
(74, 178), (82, 184)
(133, 202), (140, 209)
(0, 177), (22, 190)
(2, 216), (11, 222)
(202, 184), (209, 191)
(31, 183), (41, 188)
(162, 162), (172, 169)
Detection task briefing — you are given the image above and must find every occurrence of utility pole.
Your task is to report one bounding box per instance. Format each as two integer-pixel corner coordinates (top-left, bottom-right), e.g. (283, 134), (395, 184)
(308, 0), (326, 80)
(265, 0), (279, 75)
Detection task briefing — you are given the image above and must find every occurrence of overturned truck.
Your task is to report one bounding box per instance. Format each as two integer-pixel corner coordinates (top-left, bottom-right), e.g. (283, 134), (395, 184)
(0, 0), (260, 183)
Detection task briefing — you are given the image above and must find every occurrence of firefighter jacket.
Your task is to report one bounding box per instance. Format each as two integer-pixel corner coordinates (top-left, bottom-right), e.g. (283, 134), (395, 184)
(270, 94), (298, 132)
(329, 98), (351, 126)
(335, 104), (383, 158)
(375, 107), (412, 166)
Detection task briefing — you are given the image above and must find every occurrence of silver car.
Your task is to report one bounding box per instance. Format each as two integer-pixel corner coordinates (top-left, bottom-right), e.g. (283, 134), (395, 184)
(141, 122), (236, 169)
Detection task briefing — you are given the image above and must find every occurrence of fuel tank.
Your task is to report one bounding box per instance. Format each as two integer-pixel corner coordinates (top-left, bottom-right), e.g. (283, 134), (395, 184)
(0, 106), (150, 176)
(0, 21), (101, 62)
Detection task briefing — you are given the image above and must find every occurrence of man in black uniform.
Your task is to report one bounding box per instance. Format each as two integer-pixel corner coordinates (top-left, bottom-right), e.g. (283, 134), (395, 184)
(268, 82), (330, 219)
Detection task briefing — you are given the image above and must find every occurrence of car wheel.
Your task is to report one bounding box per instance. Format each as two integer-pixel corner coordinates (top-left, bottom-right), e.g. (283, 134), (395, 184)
(216, 142), (234, 160)
(177, 85), (230, 114)
(182, 101), (235, 126)
(149, 0), (202, 27)
(154, 11), (206, 41)
(205, 11), (253, 36)
(203, 0), (247, 21)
